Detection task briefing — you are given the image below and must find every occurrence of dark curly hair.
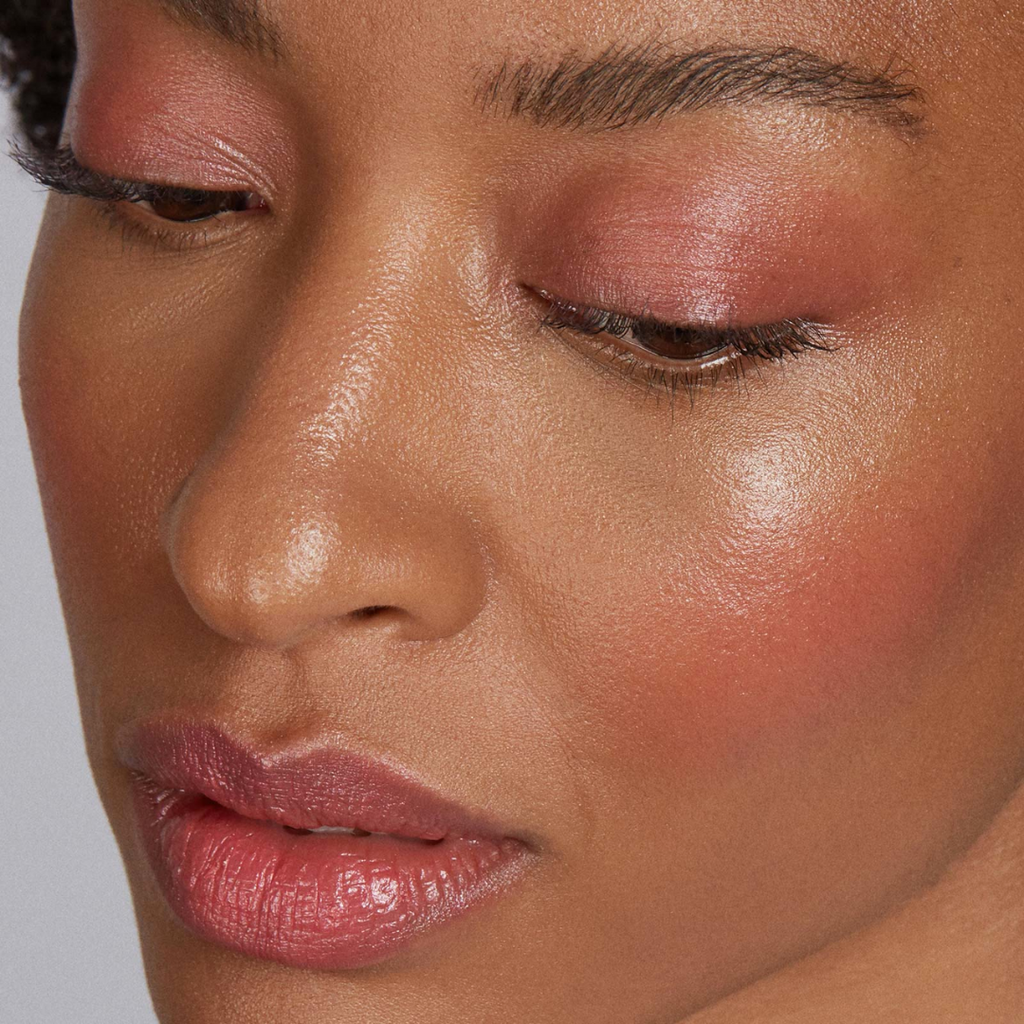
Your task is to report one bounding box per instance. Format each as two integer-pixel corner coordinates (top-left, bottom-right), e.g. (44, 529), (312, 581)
(1, 0), (75, 152)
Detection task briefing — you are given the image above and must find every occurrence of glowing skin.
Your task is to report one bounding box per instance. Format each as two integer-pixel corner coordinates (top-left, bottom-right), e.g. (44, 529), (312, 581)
(15, 0), (1024, 1022)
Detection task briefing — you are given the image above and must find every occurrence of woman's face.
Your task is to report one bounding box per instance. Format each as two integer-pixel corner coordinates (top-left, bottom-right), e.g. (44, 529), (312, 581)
(18, 0), (1024, 1020)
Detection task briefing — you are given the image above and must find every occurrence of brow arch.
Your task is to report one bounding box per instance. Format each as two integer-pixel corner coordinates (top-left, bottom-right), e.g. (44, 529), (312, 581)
(475, 40), (925, 135)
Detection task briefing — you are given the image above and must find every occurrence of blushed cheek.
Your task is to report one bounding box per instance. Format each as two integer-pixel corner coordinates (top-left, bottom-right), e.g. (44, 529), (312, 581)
(20, 339), (114, 634)
(18, 233), (157, 613)
(21, 292), (98, 539)
(579, 438), (1019, 769)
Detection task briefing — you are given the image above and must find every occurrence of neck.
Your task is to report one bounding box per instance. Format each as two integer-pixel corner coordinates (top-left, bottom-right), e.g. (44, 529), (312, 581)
(687, 782), (1024, 1023)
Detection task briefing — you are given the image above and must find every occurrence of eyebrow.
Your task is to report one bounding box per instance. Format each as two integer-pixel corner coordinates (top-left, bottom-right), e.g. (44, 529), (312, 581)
(156, 0), (282, 57)
(475, 41), (925, 136)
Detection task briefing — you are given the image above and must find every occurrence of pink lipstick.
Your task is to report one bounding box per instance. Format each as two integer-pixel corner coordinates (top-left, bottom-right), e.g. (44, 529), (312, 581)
(117, 720), (532, 970)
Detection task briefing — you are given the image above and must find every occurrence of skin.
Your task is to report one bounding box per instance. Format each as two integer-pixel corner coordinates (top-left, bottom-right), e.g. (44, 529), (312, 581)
(16, 0), (1024, 1020)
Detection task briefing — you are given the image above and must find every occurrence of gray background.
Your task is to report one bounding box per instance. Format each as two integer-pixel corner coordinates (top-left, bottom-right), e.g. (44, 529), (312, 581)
(2, 102), (158, 1021)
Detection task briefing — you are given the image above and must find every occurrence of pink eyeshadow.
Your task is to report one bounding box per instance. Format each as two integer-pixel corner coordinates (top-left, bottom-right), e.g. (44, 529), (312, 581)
(514, 161), (919, 326)
(64, 4), (293, 191)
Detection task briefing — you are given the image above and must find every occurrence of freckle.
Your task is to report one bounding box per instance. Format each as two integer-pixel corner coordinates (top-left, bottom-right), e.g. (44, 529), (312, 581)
(952, 255), (964, 269)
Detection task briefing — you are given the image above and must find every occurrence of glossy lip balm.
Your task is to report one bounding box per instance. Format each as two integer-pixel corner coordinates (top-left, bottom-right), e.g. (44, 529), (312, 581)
(120, 720), (532, 970)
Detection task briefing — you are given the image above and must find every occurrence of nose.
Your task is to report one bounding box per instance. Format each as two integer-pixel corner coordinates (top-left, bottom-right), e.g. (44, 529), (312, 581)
(160, 284), (490, 651)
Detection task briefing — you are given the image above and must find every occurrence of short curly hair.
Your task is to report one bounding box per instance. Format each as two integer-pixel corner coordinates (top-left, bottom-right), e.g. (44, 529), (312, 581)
(1, 0), (75, 152)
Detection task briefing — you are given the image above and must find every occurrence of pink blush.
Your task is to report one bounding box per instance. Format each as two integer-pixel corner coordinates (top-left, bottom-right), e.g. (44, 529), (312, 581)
(583, 445), (1010, 768)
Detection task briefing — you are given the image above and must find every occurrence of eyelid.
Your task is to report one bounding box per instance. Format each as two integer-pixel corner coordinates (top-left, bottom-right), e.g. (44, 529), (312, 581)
(14, 142), (269, 222)
(14, 142), (266, 253)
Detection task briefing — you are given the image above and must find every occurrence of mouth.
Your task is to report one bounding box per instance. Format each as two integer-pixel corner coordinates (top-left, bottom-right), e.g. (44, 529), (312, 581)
(281, 823), (392, 837)
(118, 720), (533, 971)
(186, 790), (449, 843)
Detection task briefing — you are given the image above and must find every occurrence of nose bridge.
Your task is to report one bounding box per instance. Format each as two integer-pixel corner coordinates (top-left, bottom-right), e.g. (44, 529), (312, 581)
(162, 214), (490, 649)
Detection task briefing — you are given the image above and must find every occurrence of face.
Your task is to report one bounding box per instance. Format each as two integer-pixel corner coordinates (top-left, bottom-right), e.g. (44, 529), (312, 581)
(18, 0), (1024, 1020)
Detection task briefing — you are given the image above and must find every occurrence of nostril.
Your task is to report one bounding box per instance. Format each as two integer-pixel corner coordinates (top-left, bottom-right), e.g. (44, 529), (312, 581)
(351, 605), (391, 620)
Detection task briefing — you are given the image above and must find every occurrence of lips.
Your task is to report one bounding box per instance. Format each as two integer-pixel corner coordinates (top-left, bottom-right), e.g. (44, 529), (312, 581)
(117, 720), (532, 970)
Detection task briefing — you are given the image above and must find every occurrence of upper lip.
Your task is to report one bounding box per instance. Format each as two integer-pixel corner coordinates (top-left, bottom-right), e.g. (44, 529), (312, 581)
(116, 718), (517, 843)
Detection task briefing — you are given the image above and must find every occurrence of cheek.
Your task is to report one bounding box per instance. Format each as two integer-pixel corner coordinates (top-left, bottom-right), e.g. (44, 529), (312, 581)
(17, 202), (252, 571)
(575, 428), (1018, 771)
(20, 285), (117, 557)
(18, 214), (193, 601)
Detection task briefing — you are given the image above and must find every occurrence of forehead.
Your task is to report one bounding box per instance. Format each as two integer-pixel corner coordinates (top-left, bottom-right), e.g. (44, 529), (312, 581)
(267, 0), (957, 72)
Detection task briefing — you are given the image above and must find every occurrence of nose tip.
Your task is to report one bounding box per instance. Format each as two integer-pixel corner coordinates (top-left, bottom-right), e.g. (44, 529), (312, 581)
(161, 467), (489, 650)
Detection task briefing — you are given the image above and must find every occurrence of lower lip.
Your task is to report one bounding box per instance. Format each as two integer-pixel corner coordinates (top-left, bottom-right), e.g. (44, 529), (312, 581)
(130, 777), (529, 970)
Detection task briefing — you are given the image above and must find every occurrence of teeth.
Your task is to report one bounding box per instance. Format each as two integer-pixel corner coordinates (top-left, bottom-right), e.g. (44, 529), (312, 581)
(310, 826), (373, 837)
(282, 824), (374, 837)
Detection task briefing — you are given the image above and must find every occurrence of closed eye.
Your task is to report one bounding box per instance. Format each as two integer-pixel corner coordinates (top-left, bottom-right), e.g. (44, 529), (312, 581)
(533, 288), (836, 403)
(13, 143), (266, 225)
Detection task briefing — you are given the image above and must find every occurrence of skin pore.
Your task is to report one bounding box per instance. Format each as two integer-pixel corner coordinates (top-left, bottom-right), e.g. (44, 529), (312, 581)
(16, 0), (1024, 1021)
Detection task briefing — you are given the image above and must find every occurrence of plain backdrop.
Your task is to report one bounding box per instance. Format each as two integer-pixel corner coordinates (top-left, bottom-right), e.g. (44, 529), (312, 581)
(1, 102), (159, 1021)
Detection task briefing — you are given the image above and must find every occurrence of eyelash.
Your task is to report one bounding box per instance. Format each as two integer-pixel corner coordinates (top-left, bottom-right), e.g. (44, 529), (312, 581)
(13, 143), (264, 250)
(15, 144), (833, 403)
(536, 290), (835, 404)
